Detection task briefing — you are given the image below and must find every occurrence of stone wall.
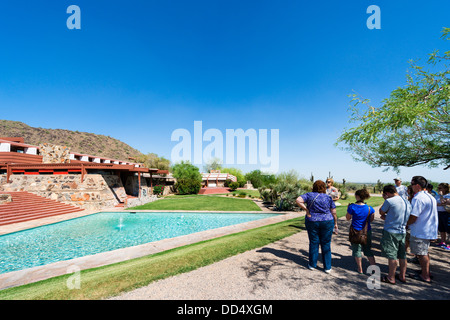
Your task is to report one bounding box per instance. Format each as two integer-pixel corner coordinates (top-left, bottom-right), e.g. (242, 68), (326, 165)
(0, 193), (12, 204)
(39, 143), (71, 164)
(0, 174), (125, 211)
(0, 172), (167, 211)
(125, 192), (158, 208)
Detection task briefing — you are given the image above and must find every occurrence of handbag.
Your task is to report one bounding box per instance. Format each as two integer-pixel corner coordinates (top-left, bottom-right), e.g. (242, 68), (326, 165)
(349, 206), (371, 245)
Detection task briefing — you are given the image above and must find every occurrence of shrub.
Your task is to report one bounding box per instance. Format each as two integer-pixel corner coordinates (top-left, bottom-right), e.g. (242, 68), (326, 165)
(259, 181), (306, 211)
(174, 178), (202, 195)
(228, 181), (240, 191)
(152, 185), (164, 196)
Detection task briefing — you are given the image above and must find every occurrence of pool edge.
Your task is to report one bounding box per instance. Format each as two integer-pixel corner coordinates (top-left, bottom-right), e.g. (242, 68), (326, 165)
(0, 211), (303, 290)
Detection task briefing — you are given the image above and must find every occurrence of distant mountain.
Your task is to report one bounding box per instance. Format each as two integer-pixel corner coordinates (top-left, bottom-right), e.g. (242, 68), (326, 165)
(0, 120), (143, 161)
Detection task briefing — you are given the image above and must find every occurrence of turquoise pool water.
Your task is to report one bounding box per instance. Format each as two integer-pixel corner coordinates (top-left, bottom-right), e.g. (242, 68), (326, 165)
(0, 211), (279, 274)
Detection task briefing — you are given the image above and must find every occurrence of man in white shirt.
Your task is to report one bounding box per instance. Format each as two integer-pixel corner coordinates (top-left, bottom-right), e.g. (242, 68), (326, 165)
(394, 177), (408, 201)
(407, 176), (438, 284)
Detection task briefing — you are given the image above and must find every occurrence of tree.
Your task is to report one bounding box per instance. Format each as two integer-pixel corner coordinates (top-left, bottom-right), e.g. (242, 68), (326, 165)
(336, 28), (450, 172)
(245, 170), (277, 189)
(276, 169), (300, 185)
(221, 167), (246, 187)
(135, 153), (170, 171)
(171, 161), (202, 181)
(171, 161), (202, 194)
(203, 157), (222, 173)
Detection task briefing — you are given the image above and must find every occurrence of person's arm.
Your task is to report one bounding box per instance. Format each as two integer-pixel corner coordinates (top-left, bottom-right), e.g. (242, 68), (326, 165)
(379, 202), (388, 220)
(345, 204), (352, 221)
(438, 192), (450, 205)
(332, 187), (340, 200)
(370, 206), (377, 222)
(379, 208), (386, 220)
(331, 208), (338, 228)
(407, 215), (417, 226)
(407, 197), (421, 226)
(296, 197), (311, 218)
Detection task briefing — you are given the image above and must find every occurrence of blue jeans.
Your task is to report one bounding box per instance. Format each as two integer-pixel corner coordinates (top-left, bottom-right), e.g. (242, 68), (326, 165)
(305, 219), (334, 270)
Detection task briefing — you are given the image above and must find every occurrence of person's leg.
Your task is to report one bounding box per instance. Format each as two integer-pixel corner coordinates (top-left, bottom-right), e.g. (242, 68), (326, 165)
(410, 236), (432, 282)
(319, 220), (334, 271)
(438, 212), (448, 246)
(397, 233), (407, 282)
(363, 230), (376, 266)
(305, 220), (319, 269)
(417, 254), (431, 281)
(398, 259), (407, 282)
(387, 259), (398, 283)
(354, 256), (363, 273)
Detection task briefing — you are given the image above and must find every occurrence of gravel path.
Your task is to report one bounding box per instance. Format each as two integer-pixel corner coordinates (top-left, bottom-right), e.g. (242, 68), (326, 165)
(110, 207), (450, 300)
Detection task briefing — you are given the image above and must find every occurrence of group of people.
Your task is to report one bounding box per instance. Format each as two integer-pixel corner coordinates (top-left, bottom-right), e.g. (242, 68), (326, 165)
(295, 176), (450, 284)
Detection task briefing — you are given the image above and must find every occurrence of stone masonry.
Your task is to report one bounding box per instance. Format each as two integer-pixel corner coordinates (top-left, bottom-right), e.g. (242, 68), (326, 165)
(0, 174), (159, 210)
(39, 143), (71, 164)
(0, 174), (125, 211)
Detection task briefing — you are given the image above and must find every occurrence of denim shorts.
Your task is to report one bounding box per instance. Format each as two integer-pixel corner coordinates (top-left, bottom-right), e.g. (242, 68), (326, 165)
(410, 235), (431, 256)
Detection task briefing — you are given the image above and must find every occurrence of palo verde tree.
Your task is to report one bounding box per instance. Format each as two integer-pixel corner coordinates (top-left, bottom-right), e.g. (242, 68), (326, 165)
(337, 28), (450, 172)
(171, 160), (202, 194)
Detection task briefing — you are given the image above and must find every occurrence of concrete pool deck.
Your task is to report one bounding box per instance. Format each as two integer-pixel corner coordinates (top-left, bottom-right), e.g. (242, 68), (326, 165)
(0, 208), (301, 290)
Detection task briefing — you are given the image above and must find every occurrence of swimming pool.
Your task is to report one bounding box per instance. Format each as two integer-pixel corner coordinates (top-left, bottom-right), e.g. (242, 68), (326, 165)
(0, 211), (280, 274)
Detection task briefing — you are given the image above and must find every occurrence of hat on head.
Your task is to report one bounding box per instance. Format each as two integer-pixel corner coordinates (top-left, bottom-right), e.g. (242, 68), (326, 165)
(393, 177), (402, 181)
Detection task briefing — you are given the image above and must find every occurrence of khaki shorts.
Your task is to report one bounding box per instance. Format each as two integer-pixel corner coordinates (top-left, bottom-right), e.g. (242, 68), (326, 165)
(410, 235), (431, 256)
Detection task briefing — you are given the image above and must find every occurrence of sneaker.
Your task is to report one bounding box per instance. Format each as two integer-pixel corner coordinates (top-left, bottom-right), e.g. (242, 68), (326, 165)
(438, 242), (446, 248)
(324, 268), (332, 274)
(308, 264), (316, 270)
(444, 245), (450, 251)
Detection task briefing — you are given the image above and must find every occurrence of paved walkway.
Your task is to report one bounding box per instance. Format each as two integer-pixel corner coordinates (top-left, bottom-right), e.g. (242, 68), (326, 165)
(111, 207), (450, 300)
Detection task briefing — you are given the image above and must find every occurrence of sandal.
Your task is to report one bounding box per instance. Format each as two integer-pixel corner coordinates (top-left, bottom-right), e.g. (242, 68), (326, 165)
(381, 276), (396, 285)
(395, 274), (407, 284)
(408, 273), (432, 284)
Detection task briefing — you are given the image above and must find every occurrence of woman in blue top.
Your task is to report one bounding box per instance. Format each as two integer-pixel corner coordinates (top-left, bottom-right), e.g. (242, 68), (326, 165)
(346, 188), (376, 274)
(296, 180), (337, 273)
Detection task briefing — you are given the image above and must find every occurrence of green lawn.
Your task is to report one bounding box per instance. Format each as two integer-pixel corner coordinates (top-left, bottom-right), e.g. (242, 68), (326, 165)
(129, 194), (262, 211)
(0, 196), (383, 300)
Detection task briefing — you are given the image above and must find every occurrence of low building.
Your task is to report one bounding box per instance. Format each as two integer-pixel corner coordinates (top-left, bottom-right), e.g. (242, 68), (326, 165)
(201, 170), (237, 187)
(0, 137), (166, 210)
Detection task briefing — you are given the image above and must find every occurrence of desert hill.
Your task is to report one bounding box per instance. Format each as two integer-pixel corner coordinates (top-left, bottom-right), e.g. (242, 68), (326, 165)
(0, 120), (143, 161)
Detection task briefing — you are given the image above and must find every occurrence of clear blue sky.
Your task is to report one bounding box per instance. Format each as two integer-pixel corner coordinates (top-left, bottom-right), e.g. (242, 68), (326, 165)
(0, 0), (449, 183)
